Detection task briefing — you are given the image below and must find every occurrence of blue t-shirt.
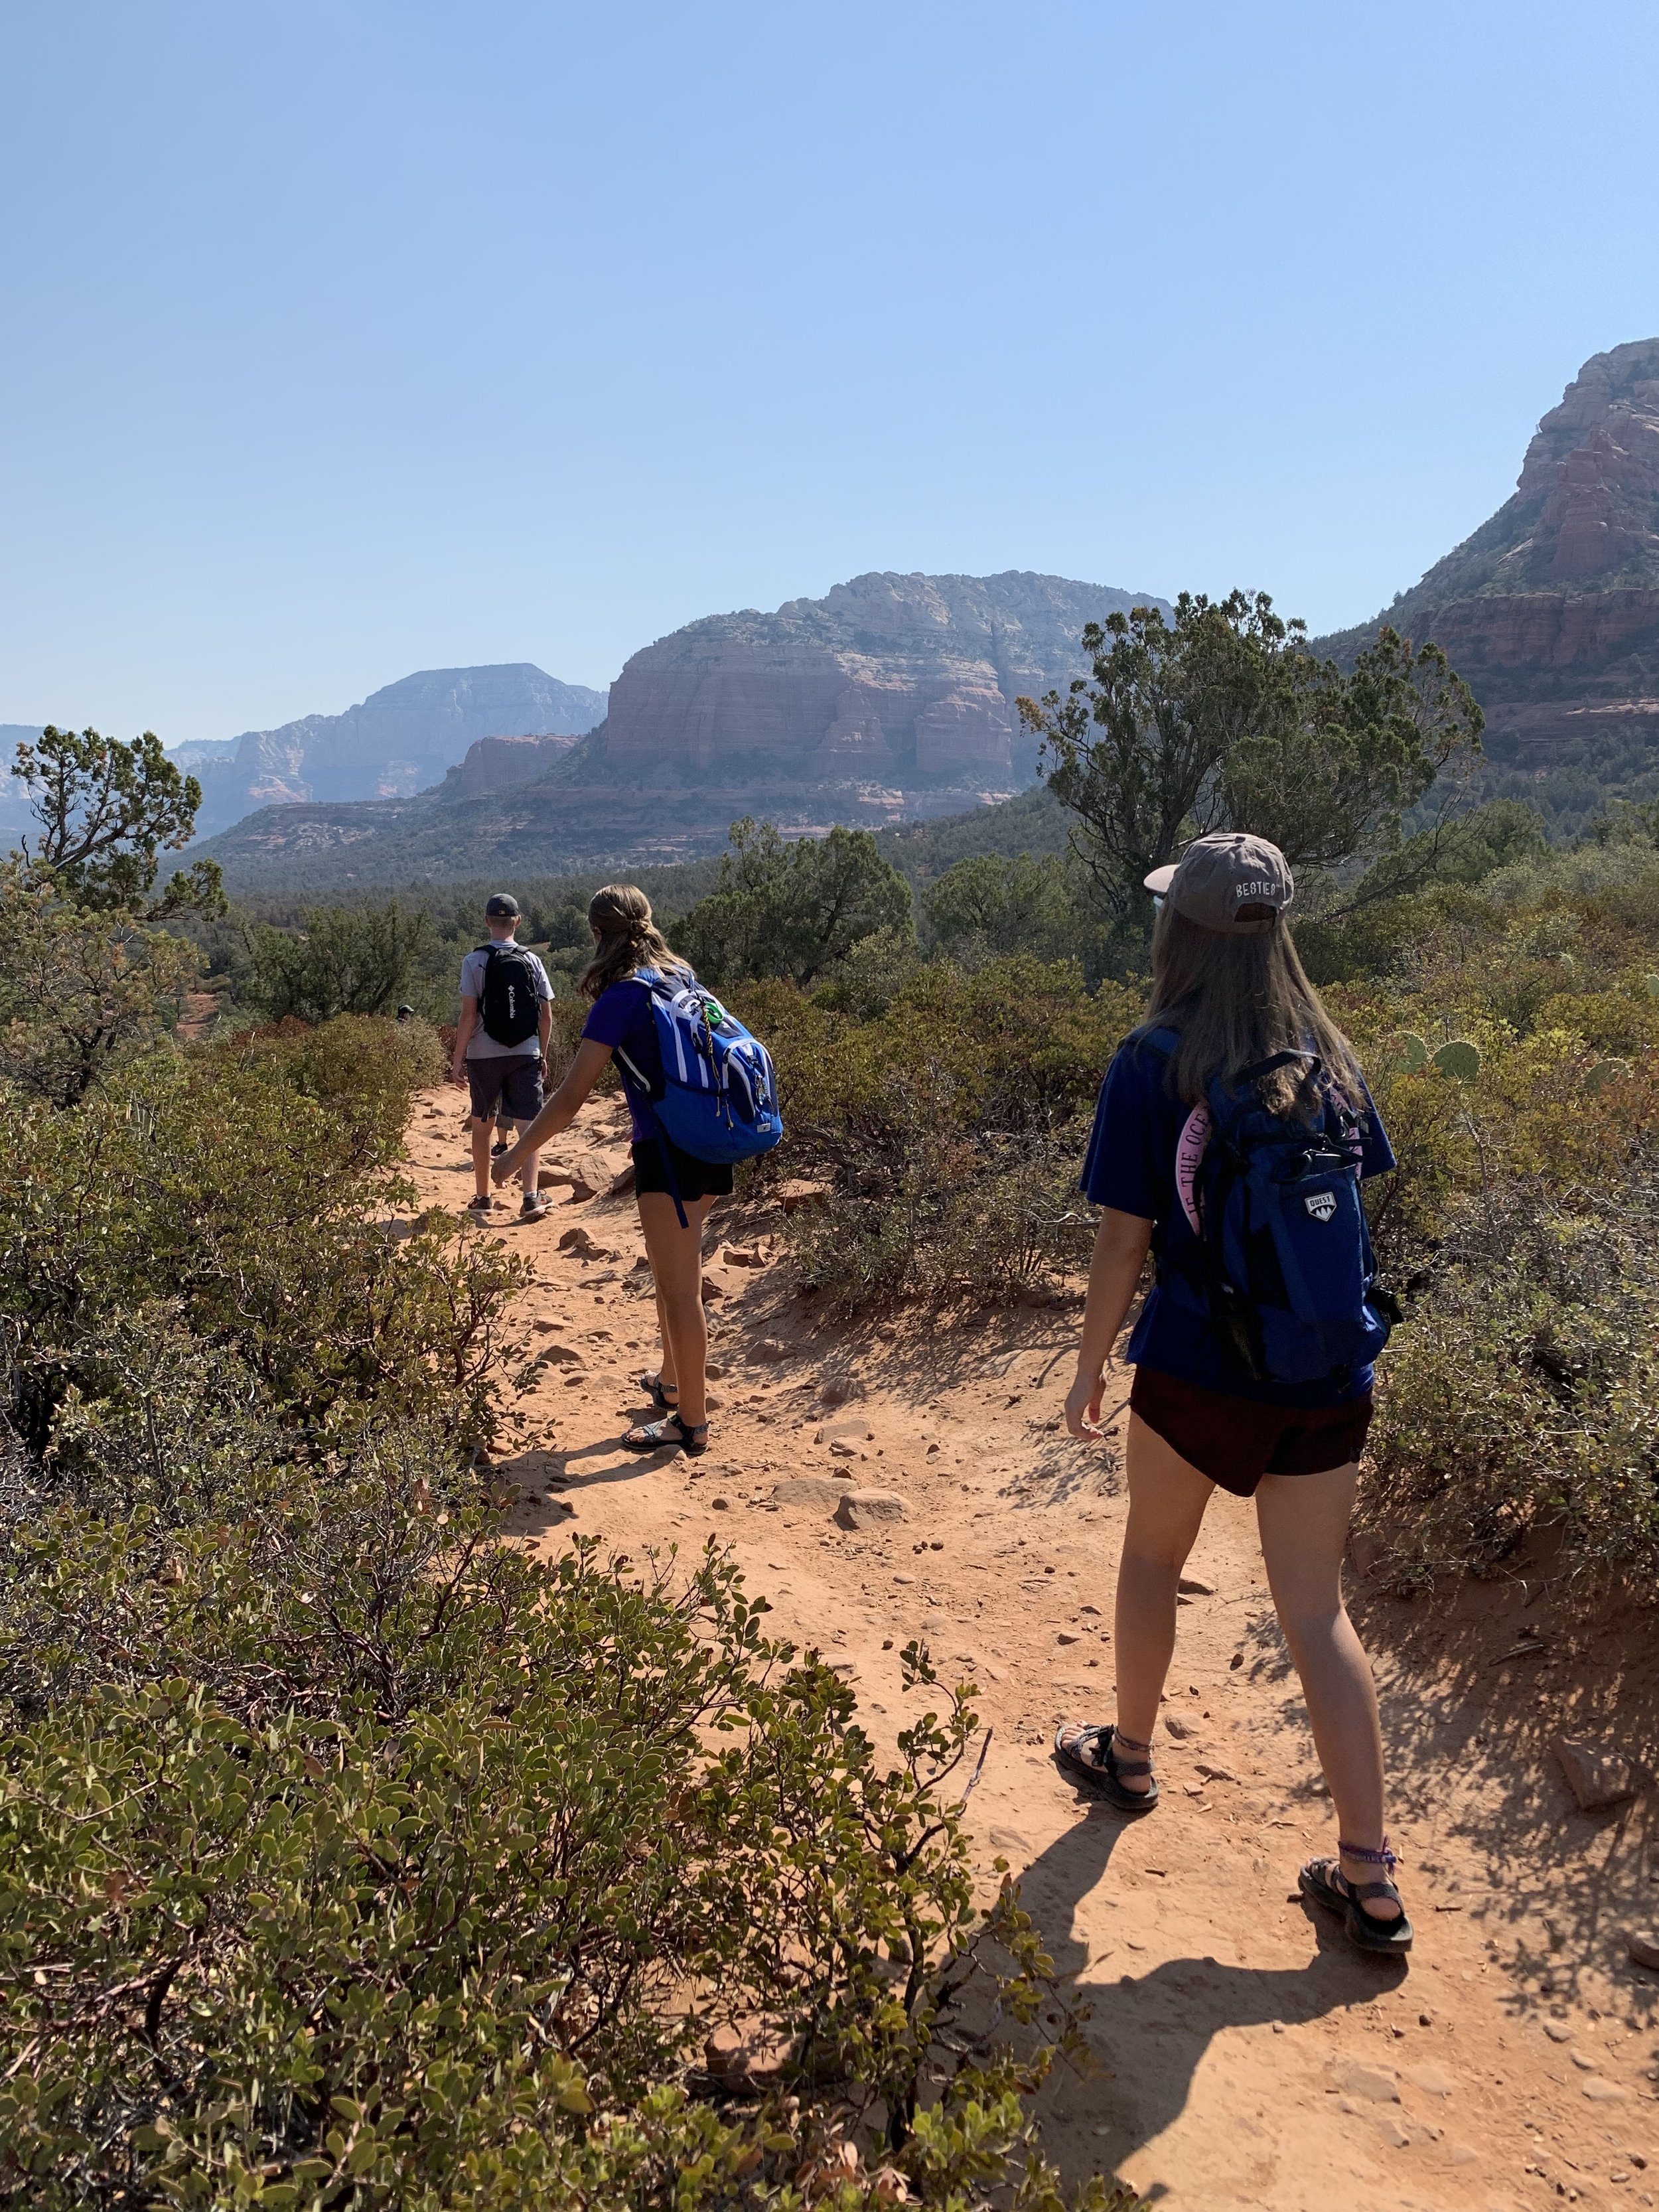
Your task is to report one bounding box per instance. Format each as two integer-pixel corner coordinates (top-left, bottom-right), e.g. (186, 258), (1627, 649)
(582, 979), (662, 1145)
(1081, 1032), (1397, 1407)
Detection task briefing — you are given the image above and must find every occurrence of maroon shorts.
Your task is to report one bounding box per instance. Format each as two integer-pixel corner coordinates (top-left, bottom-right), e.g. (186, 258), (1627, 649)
(1129, 1366), (1372, 1499)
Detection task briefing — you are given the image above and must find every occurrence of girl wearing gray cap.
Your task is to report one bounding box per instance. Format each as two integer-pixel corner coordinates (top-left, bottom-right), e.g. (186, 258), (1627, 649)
(1052, 832), (1411, 1955)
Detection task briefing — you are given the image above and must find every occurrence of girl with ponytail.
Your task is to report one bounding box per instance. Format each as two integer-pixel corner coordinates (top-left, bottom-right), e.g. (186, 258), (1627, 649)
(1051, 833), (1413, 1955)
(494, 885), (723, 1455)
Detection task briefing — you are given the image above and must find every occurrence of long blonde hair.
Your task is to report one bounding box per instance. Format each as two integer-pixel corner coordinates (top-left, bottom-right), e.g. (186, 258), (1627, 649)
(1142, 903), (1362, 1114)
(579, 883), (691, 999)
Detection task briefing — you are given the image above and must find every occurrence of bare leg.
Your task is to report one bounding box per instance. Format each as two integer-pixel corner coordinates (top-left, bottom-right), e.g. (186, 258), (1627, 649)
(469, 1116), (492, 1198)
(513, 1121), (541, 1199)
(635, 1192), (717, 1428)
(652, 1281), (677, 1394)
(1112, 1412), (1215, 1781)
(1255, 1463), (1400, 1923)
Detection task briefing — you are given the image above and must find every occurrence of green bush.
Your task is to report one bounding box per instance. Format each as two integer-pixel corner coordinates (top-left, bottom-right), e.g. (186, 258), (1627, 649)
(0, 863), (200, 1108)
(1363, 1172), (1659, 1587)
(745, 957), (1141, 1311)
(0, 987), (1130, 2210)
(244, 901), (434, 1025)
(680, 819), (914, 989)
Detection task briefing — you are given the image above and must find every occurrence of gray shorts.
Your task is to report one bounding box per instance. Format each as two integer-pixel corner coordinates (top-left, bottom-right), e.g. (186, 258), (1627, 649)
(466, 1057), (543, 1124)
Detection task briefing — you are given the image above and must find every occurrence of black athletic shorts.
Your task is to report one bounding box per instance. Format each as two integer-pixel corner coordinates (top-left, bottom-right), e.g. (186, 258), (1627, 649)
(630, 1136), (734, 1203)
(1129, 1366), (1373, 1499)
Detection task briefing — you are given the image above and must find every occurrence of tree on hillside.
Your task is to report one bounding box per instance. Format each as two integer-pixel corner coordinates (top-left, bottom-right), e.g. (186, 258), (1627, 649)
(0, 864), (200, 1106)
(11, 724), (224, 917)
(922, 851), (1089, 966)
(244, 900), (433, 1024)
(1017, 593), (1483, 915)
(678, 817), (913, 987)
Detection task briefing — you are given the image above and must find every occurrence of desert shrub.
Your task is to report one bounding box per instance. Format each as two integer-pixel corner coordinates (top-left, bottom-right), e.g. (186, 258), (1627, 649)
(0, 863), (200, 1107)
(1, 1017), (519, 1455)
(244, 900), (434, 1024)
(0, 1427), (1111, 2207)
(0, 944), (1129, 2209)
(746, 958), (1142, 1311)
(680, 818), (914, 989)
(1362, 1169), (1659, 1587)
(225, 1011), (446, 1140)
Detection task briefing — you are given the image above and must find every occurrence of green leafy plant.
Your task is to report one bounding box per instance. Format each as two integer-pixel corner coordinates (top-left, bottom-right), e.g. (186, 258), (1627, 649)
(244, 900), (435, 1023)
(1015, 597), (1481, 917)
(0, 939), (1131, 2208)
(679, 818), (914, 988)
(0, 863), (201, 1108)
(8, 724), (223, 919)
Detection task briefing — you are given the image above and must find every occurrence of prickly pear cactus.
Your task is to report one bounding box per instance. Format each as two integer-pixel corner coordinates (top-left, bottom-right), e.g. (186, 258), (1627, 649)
(1583, 1057), (1633, 1093)
(1431, 1039), (1482, 1082)
(1382, 1032), (1428, 1073)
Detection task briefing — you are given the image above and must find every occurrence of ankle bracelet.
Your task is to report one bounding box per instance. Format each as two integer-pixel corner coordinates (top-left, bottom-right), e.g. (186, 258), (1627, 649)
(1338, 1836), (1398, 1871)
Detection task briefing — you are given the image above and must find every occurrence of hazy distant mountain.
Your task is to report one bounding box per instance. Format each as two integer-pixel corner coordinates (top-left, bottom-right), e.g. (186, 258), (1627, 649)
(186, 665), (607, 837)
(190, 571), (1167, 889)
(1315, 338), (1659, 835)
(0, 725), (44, 850)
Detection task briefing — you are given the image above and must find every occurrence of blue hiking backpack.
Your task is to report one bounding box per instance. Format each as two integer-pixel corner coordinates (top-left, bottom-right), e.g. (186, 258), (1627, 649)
(613, 968), (783, 1217)
(1141, 1025), (1400, 1388)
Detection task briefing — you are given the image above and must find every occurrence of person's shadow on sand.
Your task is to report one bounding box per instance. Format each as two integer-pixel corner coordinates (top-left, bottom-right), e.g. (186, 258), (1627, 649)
(1009, 1778), (1407, 2187)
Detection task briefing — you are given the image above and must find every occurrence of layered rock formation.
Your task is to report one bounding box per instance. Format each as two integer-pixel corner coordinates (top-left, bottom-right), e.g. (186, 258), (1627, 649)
(1318, 340), (1659, 807)
(186, 665), (607, 837)
(601, 570), (1165, 792)
(439, 731), (579, 798)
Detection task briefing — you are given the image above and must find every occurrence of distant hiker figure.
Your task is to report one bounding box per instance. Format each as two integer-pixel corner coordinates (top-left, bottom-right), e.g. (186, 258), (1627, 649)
(494, 883), (781, 1457)
(449, 892), (555, 1220)
(1052, 832), (1413, 1956)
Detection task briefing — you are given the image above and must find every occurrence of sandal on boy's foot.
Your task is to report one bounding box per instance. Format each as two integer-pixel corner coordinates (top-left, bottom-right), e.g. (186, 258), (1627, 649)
(466, 1193), (498, 1214)
(1052, 1721), (1159, 1812)
(1299, 1842), (1413, 1954)
(636, 1371), (680, 1412)
(620, 1411), (708, 1457)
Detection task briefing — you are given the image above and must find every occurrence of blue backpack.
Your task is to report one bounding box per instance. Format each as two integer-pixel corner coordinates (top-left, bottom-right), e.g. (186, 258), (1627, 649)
(1141, 1025), (1400, 1388)
(614, 968), (783, 1215)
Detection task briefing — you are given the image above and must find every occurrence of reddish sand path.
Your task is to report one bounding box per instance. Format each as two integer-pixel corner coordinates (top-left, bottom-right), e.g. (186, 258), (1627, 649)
(403, 1081), (1659, 2211)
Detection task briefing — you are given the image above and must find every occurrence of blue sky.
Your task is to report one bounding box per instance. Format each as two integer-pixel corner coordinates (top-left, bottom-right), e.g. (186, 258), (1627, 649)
(3, 0), (1656, 744)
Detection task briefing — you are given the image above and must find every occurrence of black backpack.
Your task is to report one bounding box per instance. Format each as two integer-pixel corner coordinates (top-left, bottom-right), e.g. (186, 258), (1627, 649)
(475, 943), (543, 1047)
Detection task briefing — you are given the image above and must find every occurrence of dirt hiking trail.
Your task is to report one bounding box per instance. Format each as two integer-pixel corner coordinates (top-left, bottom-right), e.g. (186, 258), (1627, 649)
(403, 1082), (1659, 2211)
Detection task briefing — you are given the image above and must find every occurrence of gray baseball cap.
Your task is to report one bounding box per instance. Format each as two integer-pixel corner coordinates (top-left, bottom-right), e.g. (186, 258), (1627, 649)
(1144, 832), (1294, 934)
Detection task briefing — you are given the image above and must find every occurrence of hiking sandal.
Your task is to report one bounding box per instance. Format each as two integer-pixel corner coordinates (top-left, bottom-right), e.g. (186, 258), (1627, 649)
(637, 1371), (680, 1412)
(620, 1411), (708, 1457)
(1052, 1722), (1159, 1812)
(1299, 1841), (1413, 1954)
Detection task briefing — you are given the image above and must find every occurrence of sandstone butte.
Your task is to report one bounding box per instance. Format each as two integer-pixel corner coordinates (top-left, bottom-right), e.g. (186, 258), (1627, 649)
(597, 569), (1167, 800)
(1316, 335), (1659, 773)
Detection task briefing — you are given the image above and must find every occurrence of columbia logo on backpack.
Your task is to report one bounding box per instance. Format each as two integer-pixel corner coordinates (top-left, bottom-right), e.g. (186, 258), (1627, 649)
(1140, 1025), (1401, 1388)
(475, 942), (544, 1047)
